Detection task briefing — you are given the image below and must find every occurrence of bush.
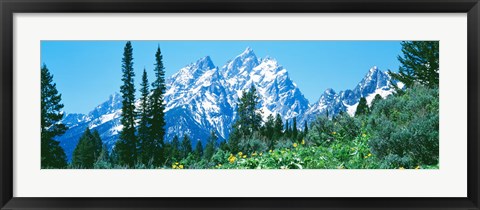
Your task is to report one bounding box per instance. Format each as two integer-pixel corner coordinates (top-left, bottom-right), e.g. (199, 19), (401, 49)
(306, 115), (336, 146)
(367, 85), (439, 168)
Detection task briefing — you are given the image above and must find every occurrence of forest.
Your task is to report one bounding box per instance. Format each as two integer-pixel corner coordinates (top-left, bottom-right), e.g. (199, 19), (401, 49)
(41, 41), (439, 169)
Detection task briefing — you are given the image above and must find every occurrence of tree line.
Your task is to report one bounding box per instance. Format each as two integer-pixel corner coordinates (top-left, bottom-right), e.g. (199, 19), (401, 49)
(41, 40), (439, 169)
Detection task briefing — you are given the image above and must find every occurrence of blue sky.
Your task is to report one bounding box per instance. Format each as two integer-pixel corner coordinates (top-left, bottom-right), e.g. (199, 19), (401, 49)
(41, 41), (402, 114)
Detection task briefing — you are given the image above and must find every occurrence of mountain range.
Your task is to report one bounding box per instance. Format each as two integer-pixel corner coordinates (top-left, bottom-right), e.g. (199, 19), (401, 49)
(57, 47), (398, 161)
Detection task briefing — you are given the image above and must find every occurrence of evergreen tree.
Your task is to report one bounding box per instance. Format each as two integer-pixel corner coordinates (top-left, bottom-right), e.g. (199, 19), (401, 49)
(292, 117), (298, 140)
(72, 128), (100, 168)
(228, 85), (263, 151)
(204, 131), (217, 161)
(370, 94), (383, 109)
(92, 129), (103, 160)
(262, 114), (275, 142)
(389, 41), (439, 88)
(355, 97), (369, 116)
(138, 68), (152, 165)
(41, 64), (68, 168)
(194, 141), (203, 160)
(273, 114), (284, 141)
(115, 41), (137, 167)
(170, 135), (181, 161)
(234, 85), (263, 137)
(285, 120), (291, 138)
(181, 134), (192, 159)
(149, 46), (167, 166)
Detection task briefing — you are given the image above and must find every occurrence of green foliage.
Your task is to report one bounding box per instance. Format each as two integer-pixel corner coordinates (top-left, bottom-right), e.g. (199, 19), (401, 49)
(203, 131), (217, 161)
(367, 85), (439, 168)
(306, 114), (336, 146)
(232, 85), (263, 137)
(169, 135), (181, 162)
(73, 128), (102, 168)
(181, 134), (193, 159)
(355, 97), (369, 116)
(116, 41), (138, 167)
(194, 141), (203, 160)
(149, 46), (167, 166)
(41, 64), (67, 169)
(237, 132), (268, 154)
(389, 41), (439, 88)
(138, 68), (151, 165)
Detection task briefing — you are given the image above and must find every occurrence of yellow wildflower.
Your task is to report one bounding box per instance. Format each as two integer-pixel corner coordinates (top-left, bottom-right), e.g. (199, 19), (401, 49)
(238, 152), (243, 156)
(332, 131), (337, 135)
(269, 150), (273, 153)
(362, 133), (367, 137)
(301, 139), (305, 145)
(368, 153), (372, 157)
(252, 152), (257, 156)
(175, 162), (179, 165)
(179, 165), (184, 169)
(293, 143), (298, 148)
(242, 155), (247, 158)
(228, 156), (236, 163)
(399, 167), (405, 170)
(259, 152), (263, 156)
(172, 165), (177, 169)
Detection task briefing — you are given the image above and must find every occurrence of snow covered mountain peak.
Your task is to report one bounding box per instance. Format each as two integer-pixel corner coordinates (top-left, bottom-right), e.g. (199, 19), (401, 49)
(168, 56), (217, 88)
(354, 65), (392, 98)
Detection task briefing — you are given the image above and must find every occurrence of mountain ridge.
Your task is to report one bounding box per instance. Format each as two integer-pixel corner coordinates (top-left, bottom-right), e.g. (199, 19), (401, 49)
(57, 47), (396, 161)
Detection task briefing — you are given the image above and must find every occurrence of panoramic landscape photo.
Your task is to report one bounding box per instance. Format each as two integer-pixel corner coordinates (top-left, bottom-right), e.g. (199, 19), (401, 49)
(41, 41), (439, 169)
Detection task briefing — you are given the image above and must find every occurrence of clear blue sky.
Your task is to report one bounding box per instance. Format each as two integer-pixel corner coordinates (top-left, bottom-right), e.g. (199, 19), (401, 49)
(41, 41), (402, 114)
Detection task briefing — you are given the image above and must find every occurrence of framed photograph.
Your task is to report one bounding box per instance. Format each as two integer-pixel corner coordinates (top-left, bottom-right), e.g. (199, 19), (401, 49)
(1, 0), (479, 209)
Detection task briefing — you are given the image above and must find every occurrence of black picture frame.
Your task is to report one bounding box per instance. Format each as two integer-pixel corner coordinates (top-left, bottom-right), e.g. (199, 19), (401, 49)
(1, 0), (479, 209)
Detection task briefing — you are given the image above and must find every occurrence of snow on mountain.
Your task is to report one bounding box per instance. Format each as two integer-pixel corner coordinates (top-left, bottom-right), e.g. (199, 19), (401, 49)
(163, 56), (235, 144)
(57, 92), (123, 160)
(56, 48), (396, 161)
(300, 66), (396, 124)
(222, 48), (310, 122)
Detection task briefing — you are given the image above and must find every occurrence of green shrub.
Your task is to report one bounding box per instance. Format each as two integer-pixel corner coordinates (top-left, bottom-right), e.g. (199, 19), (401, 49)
(367, 85), (439, 168)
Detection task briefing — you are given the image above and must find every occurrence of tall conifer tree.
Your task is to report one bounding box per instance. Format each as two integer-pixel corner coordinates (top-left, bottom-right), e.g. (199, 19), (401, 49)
(389, 41), (439, 88)
(355, 97), (369, 116)
(149, 46), (167, 166)
(116, 41), (137, 167)
(41, 64), (68, 168)
(138, 68), (152, 164)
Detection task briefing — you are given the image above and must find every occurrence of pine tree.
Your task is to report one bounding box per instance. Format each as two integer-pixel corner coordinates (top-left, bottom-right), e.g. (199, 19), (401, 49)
(181, 134), (192, 159)
(262, 114), (275, 147)
(292, 117), (298, 140)
(389, 41), (439, 88)
(149, 46), (167, 166)
(370, 94), (383, 109)
(234, 85), (263, 137)
(273, 114), (284, 142)
(92, 129), (103, 160)
(138, 68), (152, 165)
(115, 41), (137, 167)
(355, 97), (369, 116)
(229, 85), (263, 151)
(194, 141), (203, 160)
(41, 64), (68, 169)
(170, 135), (181, 161)
(73, 128), (97, 168)
(304, 121), (309, 135)
(204, 131), (217, 161)
(285, 120), (291, 138)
